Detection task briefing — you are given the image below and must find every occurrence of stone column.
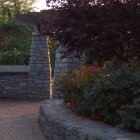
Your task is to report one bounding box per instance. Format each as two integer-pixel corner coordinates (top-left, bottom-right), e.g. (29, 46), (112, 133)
(53, 46), (85, 98)
(28, 32), (50, 99)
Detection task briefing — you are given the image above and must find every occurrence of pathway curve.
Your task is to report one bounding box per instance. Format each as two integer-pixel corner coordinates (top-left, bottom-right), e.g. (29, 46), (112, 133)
(0, 98), (46, 140)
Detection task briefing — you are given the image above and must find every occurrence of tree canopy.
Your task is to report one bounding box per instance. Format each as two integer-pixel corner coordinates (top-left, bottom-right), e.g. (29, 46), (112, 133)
(0, 0), (36, 21)
(45, 0), (140, 66)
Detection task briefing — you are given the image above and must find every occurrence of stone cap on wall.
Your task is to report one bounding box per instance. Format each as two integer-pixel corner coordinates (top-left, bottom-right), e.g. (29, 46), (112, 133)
(0, 65), (28, 72)
(32, 32), (40, 36)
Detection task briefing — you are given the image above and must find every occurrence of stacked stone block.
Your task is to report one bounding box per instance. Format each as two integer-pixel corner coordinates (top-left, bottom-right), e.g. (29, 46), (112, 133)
(0, 73), (28, 98)
(28, 32), (50, 99)
(53, 46), (85, 98)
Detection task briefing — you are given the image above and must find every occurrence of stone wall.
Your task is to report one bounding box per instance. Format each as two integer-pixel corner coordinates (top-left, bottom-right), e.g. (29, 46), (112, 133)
(0, 72), (28, 98)
(40, 99), (140, 140)
(0, 33), (85, 99)
(28, 32), (50, 99)
(0, 32), (50, 99)
(53, 46), (85, 98)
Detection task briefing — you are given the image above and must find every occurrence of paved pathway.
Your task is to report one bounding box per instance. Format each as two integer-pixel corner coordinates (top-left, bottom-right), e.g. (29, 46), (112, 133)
(0, 98), (46, 140)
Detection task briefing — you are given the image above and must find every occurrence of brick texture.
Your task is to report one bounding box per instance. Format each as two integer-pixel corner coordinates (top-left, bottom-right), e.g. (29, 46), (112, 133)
(0, 98), (46, 140)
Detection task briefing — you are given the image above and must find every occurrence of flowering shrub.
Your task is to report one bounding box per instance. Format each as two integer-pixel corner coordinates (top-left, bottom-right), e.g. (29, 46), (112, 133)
(58, 65), (107, 110)
(57, 65), (140, 132)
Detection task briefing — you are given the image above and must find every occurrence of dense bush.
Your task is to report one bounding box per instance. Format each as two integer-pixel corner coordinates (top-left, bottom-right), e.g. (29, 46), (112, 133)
(122, 104), (140, 132)
(0, 20), (34, 65)
(0, 50), (30, 65)
(57, 65), (140, 132)
(45, 0), (140, 66)
(0, 20), (33, 51)
(0, 0), (35, 21)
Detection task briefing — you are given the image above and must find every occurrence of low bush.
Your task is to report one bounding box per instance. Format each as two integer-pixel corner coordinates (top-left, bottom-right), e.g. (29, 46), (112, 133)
(58, 66), (106, 108)
(0, 20), (34, 65)
(122, 104), (140, 132)
(0, 20), (33, 52)
(57, 65), (140, 132)
(0, 50), (30, 65)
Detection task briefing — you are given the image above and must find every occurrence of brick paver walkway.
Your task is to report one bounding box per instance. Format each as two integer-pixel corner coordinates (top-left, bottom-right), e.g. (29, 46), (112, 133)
(0, 98), (46, 140)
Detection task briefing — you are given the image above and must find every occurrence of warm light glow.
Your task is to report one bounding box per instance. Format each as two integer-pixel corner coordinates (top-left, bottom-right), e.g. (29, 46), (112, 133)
(34, 0), (47, 11)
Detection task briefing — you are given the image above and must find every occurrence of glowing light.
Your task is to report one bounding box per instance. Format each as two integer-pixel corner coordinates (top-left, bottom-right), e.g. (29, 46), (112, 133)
(34, 0), (47, 11)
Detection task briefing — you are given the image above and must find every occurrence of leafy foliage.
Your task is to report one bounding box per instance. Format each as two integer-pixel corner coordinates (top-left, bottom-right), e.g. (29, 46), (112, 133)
(45, 0), (140, 66)
(57, 65), (140, 132)
(46, 0), (140, 132)
(0, 20), (34, 64)
(0, 0), (36, 21)
(0, 20), (33, 51)
(0, 50), (29, 65)
(122, 104), (140, 132)
(0, 0), (36, 65)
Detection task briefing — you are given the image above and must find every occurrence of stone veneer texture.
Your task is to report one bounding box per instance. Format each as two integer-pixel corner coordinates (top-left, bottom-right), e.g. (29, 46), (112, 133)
(53, 46), (85, 98)
(28, 32), (50, 99)
(0, 72), (28, 98)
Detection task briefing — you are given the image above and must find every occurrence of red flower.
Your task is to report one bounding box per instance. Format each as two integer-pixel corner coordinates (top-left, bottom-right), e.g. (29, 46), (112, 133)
(115, 109), (124, 113)
(85, 66), (100, 74)
(102, 63), (106, 68)
(90, 66), (100, 72)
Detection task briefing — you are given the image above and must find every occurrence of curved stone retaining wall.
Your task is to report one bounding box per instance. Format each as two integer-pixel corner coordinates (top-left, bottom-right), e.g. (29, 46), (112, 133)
(39, 99), (140, 140)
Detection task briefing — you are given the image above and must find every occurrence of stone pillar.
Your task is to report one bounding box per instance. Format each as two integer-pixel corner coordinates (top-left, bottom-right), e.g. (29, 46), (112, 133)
(53, 46), (85, 98)
(28, 32), (50, 99)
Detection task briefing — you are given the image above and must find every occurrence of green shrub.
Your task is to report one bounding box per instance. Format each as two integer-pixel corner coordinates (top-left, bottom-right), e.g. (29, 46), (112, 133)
(57, 66), (105, 109)
(57, 65), (140, 132)
(0, 20), (34, 65)
(0, 20), (34, 52)
(122, 104), (140, 132)
(0, 50), (30, 65)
